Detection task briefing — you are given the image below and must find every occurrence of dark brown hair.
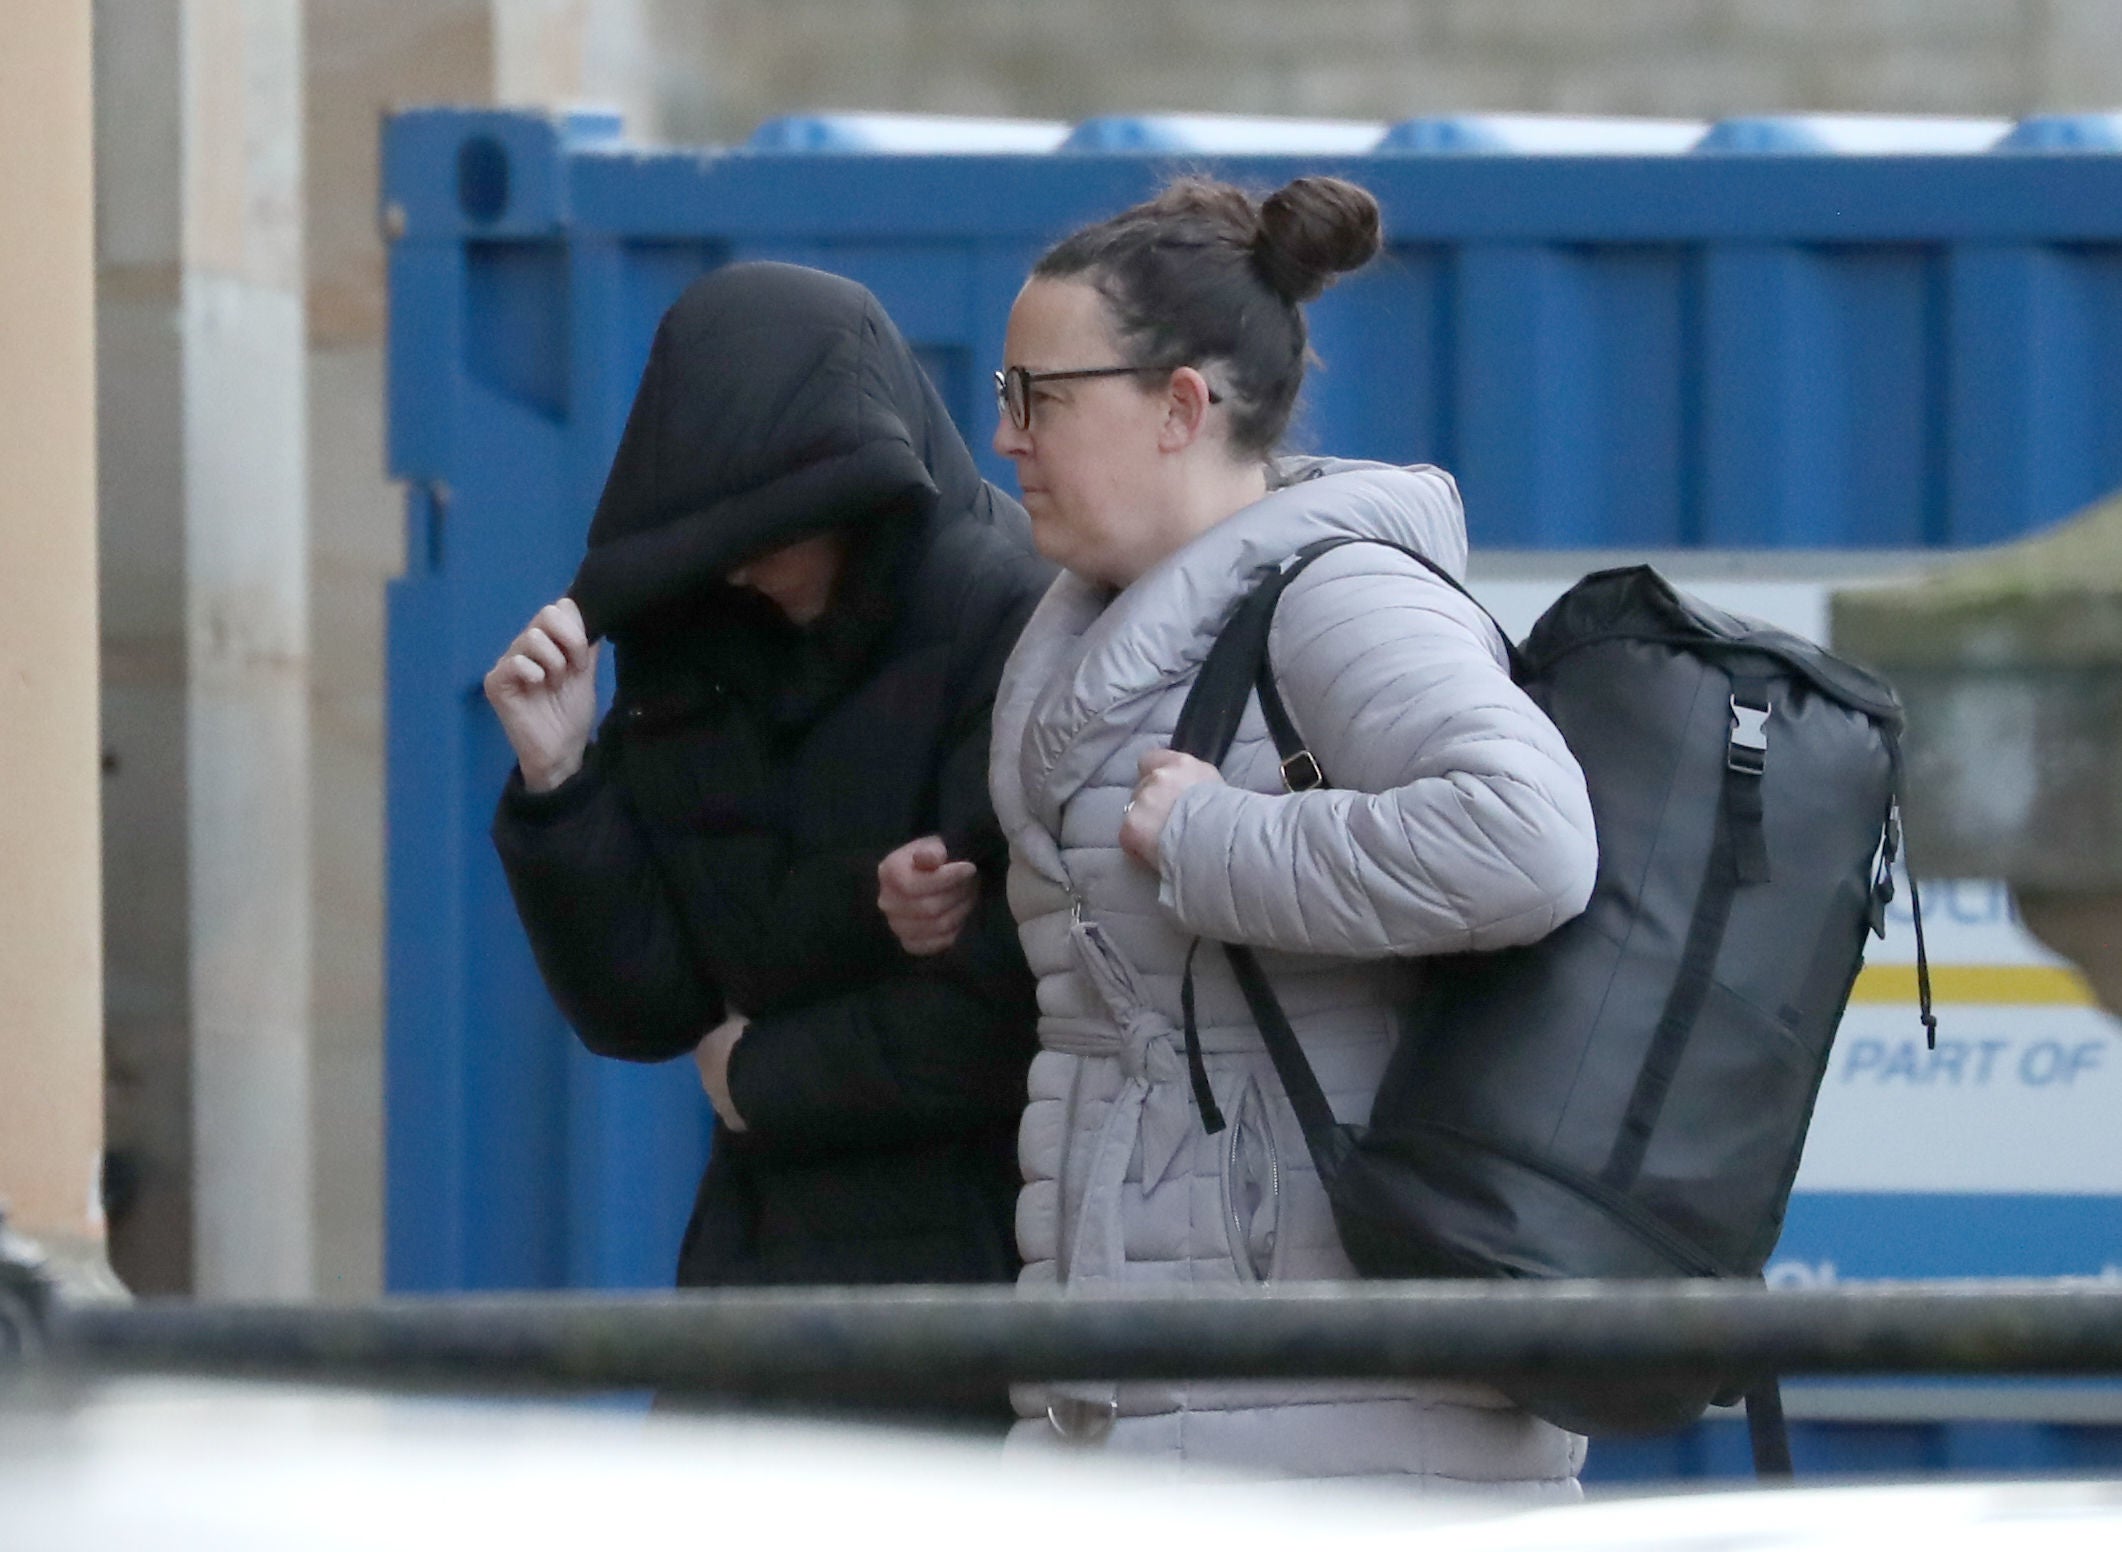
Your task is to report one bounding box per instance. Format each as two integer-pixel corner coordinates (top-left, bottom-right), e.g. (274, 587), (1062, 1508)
(1031, 175), (1382, 457)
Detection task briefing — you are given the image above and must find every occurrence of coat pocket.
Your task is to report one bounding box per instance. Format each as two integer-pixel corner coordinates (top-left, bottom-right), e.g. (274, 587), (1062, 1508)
(1220, 1076), (1283, 1284)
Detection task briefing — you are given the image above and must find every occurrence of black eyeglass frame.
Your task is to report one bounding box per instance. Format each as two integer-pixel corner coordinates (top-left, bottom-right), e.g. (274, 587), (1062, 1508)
(994, 364), (1221, 432)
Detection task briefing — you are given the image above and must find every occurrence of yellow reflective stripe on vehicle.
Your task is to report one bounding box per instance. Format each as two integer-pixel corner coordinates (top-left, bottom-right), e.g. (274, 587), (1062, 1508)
(1849, 964), (2097, 1007)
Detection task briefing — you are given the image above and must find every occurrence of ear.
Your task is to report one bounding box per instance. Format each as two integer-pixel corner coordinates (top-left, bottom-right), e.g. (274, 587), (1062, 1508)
(1156, 366), (1216, 453)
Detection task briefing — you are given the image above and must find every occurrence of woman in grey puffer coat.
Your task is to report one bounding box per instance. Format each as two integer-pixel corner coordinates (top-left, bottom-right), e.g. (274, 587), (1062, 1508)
(883, 177), (1599, 1487)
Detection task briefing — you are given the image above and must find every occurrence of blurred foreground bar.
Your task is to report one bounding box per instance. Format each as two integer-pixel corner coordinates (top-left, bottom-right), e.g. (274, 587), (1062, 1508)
(28, 1280), (2122, 1403)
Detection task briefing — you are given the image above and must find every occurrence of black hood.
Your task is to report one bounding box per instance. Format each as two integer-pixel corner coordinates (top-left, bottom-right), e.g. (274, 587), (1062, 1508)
(569, 262), (995, 642)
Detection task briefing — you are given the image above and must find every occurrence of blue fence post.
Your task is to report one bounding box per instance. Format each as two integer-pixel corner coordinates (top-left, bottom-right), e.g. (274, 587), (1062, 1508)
(384, 169), (474, 1292)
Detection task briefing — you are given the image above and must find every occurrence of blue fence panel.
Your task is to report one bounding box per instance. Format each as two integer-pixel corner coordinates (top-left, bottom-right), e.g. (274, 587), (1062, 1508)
(1586, 1416), (2122, 1485)
(383, 105), (2122, 1467)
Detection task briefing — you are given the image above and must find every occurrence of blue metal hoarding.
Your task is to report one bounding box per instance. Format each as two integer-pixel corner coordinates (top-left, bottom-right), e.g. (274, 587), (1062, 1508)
(384, 106), (2122, 1473)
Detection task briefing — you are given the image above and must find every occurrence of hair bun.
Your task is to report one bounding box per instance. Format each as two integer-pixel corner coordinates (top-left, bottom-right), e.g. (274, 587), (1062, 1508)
(1253, 177), (1382, 303)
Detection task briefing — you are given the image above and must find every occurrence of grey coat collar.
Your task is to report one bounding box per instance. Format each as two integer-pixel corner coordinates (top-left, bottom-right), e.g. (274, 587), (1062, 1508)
(991, 459), (1469, 869)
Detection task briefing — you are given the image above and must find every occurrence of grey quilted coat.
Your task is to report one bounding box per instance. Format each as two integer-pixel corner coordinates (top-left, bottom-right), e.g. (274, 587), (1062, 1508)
(990, 459), (1599, 1487)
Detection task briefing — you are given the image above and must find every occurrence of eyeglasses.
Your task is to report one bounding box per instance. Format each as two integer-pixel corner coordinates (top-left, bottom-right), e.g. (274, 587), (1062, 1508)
(993, 364), (1221, 432)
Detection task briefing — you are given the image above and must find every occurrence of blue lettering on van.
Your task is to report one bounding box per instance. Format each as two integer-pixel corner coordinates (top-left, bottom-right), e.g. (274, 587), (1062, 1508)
(1841, 1037), (2014, 1085)
(1880, 877), (2018, 931)
(2018, 1040), (2105, 1087)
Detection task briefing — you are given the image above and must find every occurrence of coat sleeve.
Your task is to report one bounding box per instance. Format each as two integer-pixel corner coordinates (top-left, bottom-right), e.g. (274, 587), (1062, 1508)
(670, 833), (904, 1019)
(492, 749), (725, 1064)
(1154, 544), (1597, 958)
(723, 891), (1034, 1159)
(722, 625), (1039, 1159)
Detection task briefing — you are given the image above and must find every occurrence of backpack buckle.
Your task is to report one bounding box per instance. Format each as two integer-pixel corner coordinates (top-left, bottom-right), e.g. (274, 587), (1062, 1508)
(1728, 696), (1769, 776)
(1281, 749), (1325, 792)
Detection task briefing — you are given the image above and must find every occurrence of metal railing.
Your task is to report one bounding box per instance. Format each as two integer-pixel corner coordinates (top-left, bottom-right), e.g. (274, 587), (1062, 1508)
(10, 1266), (2122, 1409)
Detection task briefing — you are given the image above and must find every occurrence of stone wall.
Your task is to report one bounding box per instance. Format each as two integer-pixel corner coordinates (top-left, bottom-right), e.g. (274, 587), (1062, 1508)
(299, 0), (660, 1298)
(615, 0), (2122, 146)
(94, 0), (312, 1299)
(303, 0), (500, 1303)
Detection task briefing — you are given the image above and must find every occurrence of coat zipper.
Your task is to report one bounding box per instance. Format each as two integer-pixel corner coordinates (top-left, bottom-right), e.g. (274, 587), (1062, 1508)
(1225, 1081), (1282, 1284)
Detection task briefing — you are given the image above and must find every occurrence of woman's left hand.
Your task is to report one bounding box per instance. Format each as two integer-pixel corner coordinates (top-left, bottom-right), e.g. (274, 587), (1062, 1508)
(694, 1013), (750, 1132)
(1120, 749), (1224, 868)
(878, 836), (981, 956)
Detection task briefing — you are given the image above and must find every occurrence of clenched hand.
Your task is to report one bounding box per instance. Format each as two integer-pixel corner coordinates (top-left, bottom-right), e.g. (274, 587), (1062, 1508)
(878, 836), (979, 956)
(484, 598), (599, 792)
(694, 1013), (749, 1132)
(1119, 748), (1224, 868)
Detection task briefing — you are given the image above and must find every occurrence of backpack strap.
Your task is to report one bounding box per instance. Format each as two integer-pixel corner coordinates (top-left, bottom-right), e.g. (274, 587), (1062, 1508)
(1224, 939), (1355, 1169)
(1168, 545), (1328, 767)
(1233, 540), (1531, 792)
(1744, 1379), (1795, 1476)
(1724, 669), (1774, 886)
(1178, 940), (1226, 1134)
(1169, 538), (1380, 1137)
(1170, 535), (1512, 1158)
(1600, 659), (1779, 1192)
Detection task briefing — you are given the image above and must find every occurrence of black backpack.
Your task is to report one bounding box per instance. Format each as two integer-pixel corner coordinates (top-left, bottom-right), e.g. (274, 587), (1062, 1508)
(1170, 539), (1935, 1454)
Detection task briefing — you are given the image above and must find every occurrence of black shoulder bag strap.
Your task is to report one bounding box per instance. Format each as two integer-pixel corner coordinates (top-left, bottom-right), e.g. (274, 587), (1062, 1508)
(1171, 534), (1524, 778)
(1170, 536), (1519, 1152)
(1168, 544), (1341, 1141)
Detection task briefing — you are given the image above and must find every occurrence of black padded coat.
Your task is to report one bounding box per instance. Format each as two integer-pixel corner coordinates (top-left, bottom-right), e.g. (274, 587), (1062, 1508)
(492, 263), (1052, 1290)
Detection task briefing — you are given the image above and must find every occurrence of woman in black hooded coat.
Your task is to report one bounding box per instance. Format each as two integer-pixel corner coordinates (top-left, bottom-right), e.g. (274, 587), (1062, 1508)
(487, 263), (1052, 1296)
